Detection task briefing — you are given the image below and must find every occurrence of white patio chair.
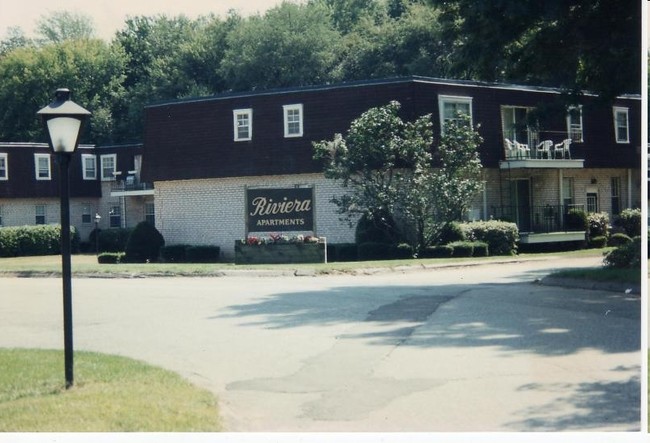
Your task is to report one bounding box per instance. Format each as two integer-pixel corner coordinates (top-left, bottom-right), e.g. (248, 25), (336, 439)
(554, 139), (572, 159)
(536, 140), (553, 159)
(504, 138), (517, 159)
(514, 141), (531, 159)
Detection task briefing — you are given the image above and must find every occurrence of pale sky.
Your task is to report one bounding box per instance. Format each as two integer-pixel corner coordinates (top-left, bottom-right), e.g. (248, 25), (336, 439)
(0, 0), (288, 41)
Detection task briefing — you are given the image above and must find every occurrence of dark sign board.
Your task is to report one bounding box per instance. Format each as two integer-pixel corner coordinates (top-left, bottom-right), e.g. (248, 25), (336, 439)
(247, 187), (314, 233)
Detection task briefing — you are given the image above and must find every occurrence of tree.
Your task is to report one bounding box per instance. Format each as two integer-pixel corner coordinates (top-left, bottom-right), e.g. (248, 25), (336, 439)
(313, 101), (435, 250)
(219, 2), (342, 90)
(35, 11), (96, 43)
(433, 0), (641, 101)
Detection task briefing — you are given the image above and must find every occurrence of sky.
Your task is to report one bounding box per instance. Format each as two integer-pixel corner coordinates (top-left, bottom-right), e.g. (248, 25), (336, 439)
(0, 0), (288, 41)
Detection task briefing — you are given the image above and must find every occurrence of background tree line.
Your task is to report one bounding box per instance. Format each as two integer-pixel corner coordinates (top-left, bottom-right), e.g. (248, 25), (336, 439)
(0, 0), (640, 145)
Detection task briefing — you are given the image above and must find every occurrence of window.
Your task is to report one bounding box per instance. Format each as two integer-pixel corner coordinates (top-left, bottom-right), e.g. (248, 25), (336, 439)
(283, 104), (303, 137)
(82, 154), (97, 180)
(566, 106), (583, 142)
(0, 153), (7, 180)
(35, 205), (46, 225)
(233, 109), (253, 141)
(81, 204), (92, 225)
(613, 107), (629, 143)
(109, 205), (121, 228)
(101, 154), (117, 181)
(438, 95), (473, 132)
(145, 202), (155, 225)
(501, 106), (538, 147)
(611, 177), (621, 216)
(34, 154), (51, 180)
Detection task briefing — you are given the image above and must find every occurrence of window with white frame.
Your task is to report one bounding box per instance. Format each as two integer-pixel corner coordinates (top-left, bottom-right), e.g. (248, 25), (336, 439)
(82, 154), (97, 180)
(613, 106), (629, 143)
(438, 95), (473, 132)
(35, 204), (46, 225)
(34, 154), (51, 180)
(501, 106), (538, 147)
(0, 153), (7, 180)
(566, 106), (583, 142)
(283, 104), (303, 137)
(233, 109), (253, 141)
(100, 154), (117, 181)
(144, 202), (155, 225)
(81, 204), (92, 224)
(109, 205), (121, 228)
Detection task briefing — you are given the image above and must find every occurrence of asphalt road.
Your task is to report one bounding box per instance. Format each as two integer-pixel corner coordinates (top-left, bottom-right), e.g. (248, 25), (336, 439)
(0, 256), (641, 431)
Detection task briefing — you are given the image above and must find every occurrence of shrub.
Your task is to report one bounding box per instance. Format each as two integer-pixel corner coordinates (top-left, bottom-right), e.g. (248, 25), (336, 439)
(355, 212), (400, 245)
(460, 220), (519, 256)
(161, 244), (190, 263)
(608, 233), (631, 247)
(436, 222), (465, 245)
(124, 222), (165, 263)
(0, 225), (78, 257)
(327, 243), (358, 262)
(615, 208), (641, 237)
(588, 235), (608, 248)
(97, 252), (124, 264)
(357, 242), (394, 261)
(186, 245), (221, 263)
(603, 236), (641, 269)
(394, 243), (414, 259)
(472, 241), (489, 257)
(94, 228), (133, 253)
(565, 208), (588, 231)
(420, 245), (453, 258)
(587, 212), (609, 239)
(448, 241), (474, 257)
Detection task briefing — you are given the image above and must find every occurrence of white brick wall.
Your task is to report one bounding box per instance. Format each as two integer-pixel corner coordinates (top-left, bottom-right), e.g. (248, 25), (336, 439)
(154, 173), (356, 258)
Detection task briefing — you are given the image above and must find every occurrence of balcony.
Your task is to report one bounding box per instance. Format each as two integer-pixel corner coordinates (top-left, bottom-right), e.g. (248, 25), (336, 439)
(110, 176), (154, 197)
(489, 204), (587, 244)
(499, 135), (584, 170)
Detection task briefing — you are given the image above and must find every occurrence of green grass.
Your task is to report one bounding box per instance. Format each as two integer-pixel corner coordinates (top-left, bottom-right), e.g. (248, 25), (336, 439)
(0, 349), (221, 432)
(0, 248), (611, 278)
(550, 267), (641, 285)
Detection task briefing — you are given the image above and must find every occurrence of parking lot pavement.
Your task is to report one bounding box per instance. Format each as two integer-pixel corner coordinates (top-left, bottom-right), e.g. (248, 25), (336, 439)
(0, 256), (640, 431)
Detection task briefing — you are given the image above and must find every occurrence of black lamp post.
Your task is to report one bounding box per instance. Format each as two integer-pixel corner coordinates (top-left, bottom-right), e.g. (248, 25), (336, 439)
(37, 89), (91, 389)
(94, 213), (101, 254)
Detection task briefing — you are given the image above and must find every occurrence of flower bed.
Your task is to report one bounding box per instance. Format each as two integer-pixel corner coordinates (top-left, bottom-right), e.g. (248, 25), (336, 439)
(234, 235), (326, 264)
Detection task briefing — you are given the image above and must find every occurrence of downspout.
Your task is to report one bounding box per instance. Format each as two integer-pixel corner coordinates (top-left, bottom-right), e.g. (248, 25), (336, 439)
(627, 168), (632, 208)
(559, 169), (564, 228)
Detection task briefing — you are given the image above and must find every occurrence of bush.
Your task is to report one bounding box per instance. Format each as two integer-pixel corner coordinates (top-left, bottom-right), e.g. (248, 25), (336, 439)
(0, 225), (79, 257)
(97, 252), (124, 264)
(161, 244), (190, 263)
(588, 212), (609, 239)
(460, 220), (519, 256)
(472, 241), (489, 257)
(394, 243), (414, 259)
(355, 212), (400, 245)
(420, 245), (453, 258)
(123, 222), (165, 263)
(603, 236), (641, 269)
(436, 222), (465, 245)
(327, 243), (358, 262)
(565, 208), (588, 231)
(588, 235), (608, 248)
(93, 228), (133, 253)
(357, 242), (395, 261)
(448, 241), (474, 257)
(186, 245), (221, 263)
(615, 208), (641, 237)
(608, 233), (631, 247)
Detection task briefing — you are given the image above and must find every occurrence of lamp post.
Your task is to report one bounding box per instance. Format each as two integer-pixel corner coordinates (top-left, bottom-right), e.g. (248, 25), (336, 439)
(94, 213), (101, 254)
(37, 89), (91, 389)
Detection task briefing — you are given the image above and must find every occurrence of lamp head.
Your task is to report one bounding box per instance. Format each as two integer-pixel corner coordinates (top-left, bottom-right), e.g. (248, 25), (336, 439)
(37, 89), (91, 154)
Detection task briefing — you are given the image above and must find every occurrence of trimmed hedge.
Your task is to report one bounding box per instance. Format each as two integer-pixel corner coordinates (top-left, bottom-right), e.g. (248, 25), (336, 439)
(357, 242), (414, 261)
(161, 244), (190, 262)
(327, 243), (358, 262)
(421, 245), (453, 258)
(608, 233), (632, 247)
(91, 228), (133, 253)
(588, 235), (608, 249)
(0, 225), (79, 257)
(460, 220), (519, 256)
(186, 245), (221, 263)
(447, 241), (474, 257)
(615, 208), (641, 237)
(97, 252), (124, 264)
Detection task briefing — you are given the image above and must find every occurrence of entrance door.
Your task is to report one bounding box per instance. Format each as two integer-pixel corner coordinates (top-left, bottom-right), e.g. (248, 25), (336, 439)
(512, 179), (532, 232)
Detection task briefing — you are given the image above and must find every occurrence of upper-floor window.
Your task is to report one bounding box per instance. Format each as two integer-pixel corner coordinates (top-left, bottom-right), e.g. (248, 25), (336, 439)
(613, 106), (629, 143)
(283, 104), (303, 138)
(82, 154), (97, 180)
(34, 154), (51, 180)
(233, 109), (253, 141)
(35, 204), (46, 225)
(501, 106), (538, 147)
(438, 95), (473, 132)
(100, 154), (116, 181)
(0, 153), (7, 180)
(566, 106), (583, 142)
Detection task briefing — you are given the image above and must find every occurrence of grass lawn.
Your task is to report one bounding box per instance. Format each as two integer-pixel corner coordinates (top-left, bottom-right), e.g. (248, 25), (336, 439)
(0, 348), (221, 432)
(550, 266), (641, 285)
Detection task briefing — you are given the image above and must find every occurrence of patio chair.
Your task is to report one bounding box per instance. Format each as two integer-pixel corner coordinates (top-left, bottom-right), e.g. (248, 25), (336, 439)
(554, 139), (572, 159)
(504, 138), (517, 159)
(514, 141), (531, 159)
(536, 140), (553, 159)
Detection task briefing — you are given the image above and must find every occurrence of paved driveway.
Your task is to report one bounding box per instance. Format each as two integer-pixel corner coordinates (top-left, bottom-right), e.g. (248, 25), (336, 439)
(0, 256), (640, 431)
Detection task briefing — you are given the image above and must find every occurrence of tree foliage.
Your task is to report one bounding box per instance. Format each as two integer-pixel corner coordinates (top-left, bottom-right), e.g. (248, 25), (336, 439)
(36, 11), (97, 44)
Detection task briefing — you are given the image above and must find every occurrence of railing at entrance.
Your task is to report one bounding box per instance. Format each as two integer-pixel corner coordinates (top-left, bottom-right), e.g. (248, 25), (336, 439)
(489, 204), (586, 233)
